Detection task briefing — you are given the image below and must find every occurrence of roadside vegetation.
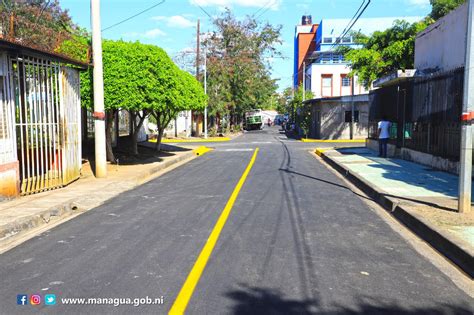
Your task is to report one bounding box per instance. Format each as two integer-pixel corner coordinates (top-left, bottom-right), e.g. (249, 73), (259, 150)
(341, 0), (466, 88)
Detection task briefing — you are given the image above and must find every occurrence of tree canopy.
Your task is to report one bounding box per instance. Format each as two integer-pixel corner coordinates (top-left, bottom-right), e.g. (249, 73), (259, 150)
(430, 0), (466, 20)
(343, 1), (466, 88)
(203, 10), (281, 123)
(0, 0), (86, 57)
(343, 20), (429, 88)
(80, 40), (206, 155)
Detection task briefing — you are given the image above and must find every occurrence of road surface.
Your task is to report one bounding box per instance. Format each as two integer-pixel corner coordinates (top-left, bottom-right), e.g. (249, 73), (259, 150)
(0, 127), (472, 314)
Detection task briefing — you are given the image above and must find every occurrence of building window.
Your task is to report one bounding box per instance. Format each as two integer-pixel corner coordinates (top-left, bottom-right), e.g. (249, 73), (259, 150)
(323, 37), (333, 43)
(322, 76), (332, 88)
(322, 75), (333, 97)
(341, 76), (351, 87)
(344, 110), (359, 123)
(342, 36), (351, 43)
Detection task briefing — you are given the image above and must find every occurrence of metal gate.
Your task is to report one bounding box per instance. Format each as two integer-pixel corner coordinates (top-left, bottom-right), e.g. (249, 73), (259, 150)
(9, 54), (81, 195)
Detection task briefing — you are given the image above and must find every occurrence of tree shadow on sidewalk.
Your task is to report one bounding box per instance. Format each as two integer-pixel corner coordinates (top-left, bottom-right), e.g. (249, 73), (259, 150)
(84, 141), (192, 172)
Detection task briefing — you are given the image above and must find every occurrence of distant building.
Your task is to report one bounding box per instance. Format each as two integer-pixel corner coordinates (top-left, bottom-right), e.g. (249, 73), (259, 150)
(293, 15), (318, 87)
(306, 94), (369, 140)
(294, 16), (422, 98)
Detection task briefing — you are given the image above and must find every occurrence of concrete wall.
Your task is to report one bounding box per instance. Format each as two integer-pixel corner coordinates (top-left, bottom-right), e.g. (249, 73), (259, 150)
(309, 64), (367, 98)
(319, 101), (368, 139)
(0, 161), (19, 199)
(415, 2), (467, 72)
(311, 95), (369, 140)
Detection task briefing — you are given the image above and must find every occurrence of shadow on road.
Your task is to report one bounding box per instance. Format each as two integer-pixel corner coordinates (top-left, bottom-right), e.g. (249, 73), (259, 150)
(278, 168), (374, 202)
(225, 285), (473, 315)
(225, 285), (317, 315)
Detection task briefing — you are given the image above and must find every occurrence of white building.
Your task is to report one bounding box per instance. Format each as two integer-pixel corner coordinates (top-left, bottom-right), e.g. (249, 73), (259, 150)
(301, 16), (422, 99)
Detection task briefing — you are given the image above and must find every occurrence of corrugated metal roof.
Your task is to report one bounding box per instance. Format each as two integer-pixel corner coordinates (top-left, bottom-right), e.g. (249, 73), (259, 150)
(0, 38), (89, 69)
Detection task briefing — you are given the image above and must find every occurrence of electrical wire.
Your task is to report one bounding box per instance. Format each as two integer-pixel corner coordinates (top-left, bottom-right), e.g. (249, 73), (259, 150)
(196, 4), (214, 20)
(102, 0), (166, 32)
(251, 0), (274, 18)
(329, 0), (371, 51)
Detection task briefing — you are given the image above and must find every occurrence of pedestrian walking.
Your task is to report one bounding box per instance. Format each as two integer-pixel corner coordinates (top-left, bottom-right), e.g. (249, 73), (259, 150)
(378, 116), (391, 158)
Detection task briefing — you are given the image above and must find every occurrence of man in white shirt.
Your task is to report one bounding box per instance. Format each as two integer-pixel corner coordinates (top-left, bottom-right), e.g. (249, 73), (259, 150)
(378, 116), (391, 158)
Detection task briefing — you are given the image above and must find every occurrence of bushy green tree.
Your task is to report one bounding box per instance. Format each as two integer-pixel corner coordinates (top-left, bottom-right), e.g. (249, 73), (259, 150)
(344, 20), (429, 88)
(151, 69), (206, 151)
(430, 0), (465, 20)
(204, 9), (282, 126)
(81, 40), (201, 158)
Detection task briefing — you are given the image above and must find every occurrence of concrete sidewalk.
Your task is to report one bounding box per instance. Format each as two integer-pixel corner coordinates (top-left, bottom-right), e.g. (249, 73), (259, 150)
(316, 147), (474, 278)
(0, 145), (200, 253)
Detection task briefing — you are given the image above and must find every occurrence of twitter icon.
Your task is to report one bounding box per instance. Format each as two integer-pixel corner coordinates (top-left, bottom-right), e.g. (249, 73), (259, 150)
(45, 294), (56, 306)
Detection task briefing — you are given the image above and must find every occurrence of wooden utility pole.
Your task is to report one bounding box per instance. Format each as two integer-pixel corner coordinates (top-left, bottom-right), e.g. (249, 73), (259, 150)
(194, 19), (201, 136)
(196, 19), (200, 81)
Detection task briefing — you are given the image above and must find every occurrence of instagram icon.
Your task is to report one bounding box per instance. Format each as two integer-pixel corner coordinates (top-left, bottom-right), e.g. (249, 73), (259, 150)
(30, 294), (41, 305)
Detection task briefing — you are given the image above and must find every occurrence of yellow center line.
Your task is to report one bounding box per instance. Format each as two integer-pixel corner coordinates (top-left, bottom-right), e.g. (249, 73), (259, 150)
(169, 148), (260, 315)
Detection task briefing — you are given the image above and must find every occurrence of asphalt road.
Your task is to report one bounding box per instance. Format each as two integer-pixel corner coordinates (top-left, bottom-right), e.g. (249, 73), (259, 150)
(0, 127), (472, 314)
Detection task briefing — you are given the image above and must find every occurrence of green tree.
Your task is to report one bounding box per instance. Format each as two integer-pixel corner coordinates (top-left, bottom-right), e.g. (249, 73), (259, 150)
(150, 69), (206, 151)
(276, 87), (294, 115)
(430, 0), (465, 20)
(81, 40), (185, 158)
(290, 87), (313, 137)
(0, 0), (84, 57)
(344, 20), (429, 89)
(204, 9), (282, 127)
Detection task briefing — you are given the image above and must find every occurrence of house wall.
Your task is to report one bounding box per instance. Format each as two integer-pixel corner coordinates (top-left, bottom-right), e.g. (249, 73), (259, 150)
(164, 110), (192, 138)
(415, 2), (467, 72)
(310, 95), (369, 140)
(0, 53), (19, 198)
(319, 101), (369, 139)
(309, 64), (367, 98)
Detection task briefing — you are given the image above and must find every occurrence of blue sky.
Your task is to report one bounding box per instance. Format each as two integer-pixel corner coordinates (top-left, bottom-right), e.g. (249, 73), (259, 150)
(59, 0), (432, 90)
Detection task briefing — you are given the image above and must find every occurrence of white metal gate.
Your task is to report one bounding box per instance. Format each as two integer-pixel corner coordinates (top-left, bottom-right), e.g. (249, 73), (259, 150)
(9, 54), (81, 195)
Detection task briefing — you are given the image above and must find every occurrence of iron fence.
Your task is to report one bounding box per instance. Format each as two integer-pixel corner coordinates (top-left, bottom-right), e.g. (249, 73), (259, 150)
(369, 68), (464, 160)
(7, 53), (81, 195)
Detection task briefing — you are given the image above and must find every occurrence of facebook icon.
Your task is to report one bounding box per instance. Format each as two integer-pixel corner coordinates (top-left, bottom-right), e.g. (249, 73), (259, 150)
(17, 294), (28, 305)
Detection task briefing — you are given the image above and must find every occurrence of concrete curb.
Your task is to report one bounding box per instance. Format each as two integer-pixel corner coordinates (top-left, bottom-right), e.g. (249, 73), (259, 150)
(302, 139), (366, 143)
(0, 199), (80, 242)
(0, 150), (198, 248)
(317, 149), (474, 279)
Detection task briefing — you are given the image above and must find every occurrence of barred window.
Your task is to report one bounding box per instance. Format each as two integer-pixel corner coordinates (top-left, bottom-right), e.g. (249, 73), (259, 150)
(341, 76), (351, 87)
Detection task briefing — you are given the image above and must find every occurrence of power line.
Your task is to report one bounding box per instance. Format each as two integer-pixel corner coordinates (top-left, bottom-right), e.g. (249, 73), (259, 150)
(102, 0), (166, 32)
(196, 4), (214, 20)
(329, 0), (371, 51)
(251, 0), (274, 18)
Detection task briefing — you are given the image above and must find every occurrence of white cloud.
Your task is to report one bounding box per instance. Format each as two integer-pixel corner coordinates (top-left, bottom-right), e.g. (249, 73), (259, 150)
(152, 15), (195, 28)
(190, 0), (281, 10)
(123, 28), (167, 39)
(406, 0), (430, 7)
(144, 28), (167, 38)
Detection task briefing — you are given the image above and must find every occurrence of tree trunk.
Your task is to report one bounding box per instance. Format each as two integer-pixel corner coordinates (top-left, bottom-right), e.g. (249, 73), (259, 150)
(130, 111), (147, 156)
(105, 110), (116, 162)
(156, 128), (164, 152)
